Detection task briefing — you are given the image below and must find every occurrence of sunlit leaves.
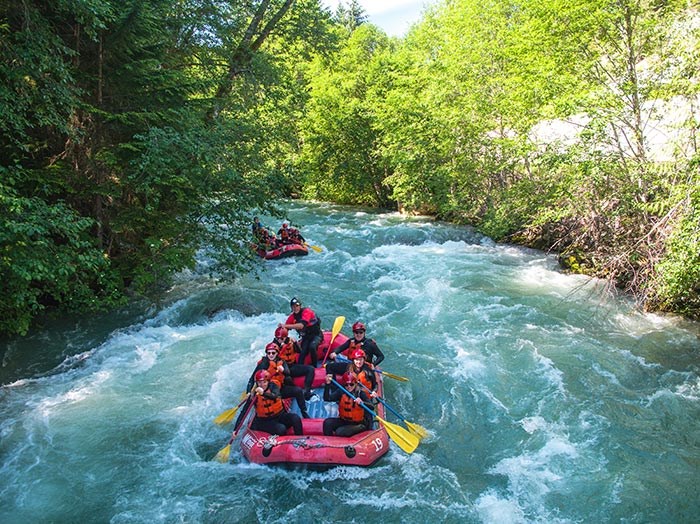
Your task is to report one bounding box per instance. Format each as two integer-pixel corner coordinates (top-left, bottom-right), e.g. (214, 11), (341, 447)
(299, 23), (394, 206)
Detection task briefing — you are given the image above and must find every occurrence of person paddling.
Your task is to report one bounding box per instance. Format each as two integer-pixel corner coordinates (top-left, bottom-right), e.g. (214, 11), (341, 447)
(277, 222), (305, 245)
(277, 222), (291, 244)
(322, 372), (373, 437)
(247, 343), (310, 418)
(325, 348), (378, 399)
(287, 224), (305, 245)
(249, 370), (303, 436)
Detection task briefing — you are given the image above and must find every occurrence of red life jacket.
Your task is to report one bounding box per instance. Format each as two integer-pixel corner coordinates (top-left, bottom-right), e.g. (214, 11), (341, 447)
(286, 308), (321, 336)
(358, 371), (373, 391)
(349, 338), (376, 363)
(276, 338), (298, 365)
(348, 339), (362, 355)
(338, 392), (365, 423)
(289, 227), (301, 240)
(348, 363), (373, 391)
(255, 390), (284, 418)
(257, 357), (285, 387)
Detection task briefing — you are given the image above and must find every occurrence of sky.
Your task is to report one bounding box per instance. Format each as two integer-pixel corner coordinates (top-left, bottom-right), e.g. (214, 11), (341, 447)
(321, 0), (438, 37)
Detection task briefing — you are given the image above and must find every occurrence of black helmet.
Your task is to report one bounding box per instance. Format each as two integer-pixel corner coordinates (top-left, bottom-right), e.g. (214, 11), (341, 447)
(290, 297), (301, 309)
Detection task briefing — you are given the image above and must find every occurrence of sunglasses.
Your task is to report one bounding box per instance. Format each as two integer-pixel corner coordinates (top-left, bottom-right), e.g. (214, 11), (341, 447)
(266, 351), (277, 355)
(353, 329), (365, 334)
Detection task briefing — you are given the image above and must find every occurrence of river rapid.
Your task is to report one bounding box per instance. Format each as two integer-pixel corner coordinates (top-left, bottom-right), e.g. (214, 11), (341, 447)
(1, 201), (699, 523)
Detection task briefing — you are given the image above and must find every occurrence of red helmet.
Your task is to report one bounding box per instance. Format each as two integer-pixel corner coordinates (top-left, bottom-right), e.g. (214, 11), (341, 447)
(342, 372), (358, 386)
(282, 223), (288, 229)
(255, 370), (271, 381)
(352, 321), (366, 332)
(274, 326), (288, 338)
(265, 342), (279, 353)
(350, 348), (366, 360)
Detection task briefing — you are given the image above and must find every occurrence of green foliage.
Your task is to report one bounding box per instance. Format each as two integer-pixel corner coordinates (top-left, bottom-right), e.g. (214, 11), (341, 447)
(0, 2), (79, 159)
(299, 24), (394, 207)
(119, 115), (282, 290)
(0, 0), (335, 336)
(334, 0), (369, 34)
(3, 0), (700, 333)
(0, 170), (122, 336)
(648, 175), (700, 318)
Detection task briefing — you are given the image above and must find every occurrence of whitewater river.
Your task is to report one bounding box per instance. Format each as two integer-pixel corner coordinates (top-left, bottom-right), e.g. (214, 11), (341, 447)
(1, 201), (699, 523)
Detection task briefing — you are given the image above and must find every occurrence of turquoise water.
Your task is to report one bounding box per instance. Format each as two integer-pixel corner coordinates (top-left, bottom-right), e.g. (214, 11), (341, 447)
(1, 201), (699, 523)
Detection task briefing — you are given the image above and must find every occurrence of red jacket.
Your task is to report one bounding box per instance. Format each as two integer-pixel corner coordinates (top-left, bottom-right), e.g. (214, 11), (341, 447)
(285, 307), (321, 338)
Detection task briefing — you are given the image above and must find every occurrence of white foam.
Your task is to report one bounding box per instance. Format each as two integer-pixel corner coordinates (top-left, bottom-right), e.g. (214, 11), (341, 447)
(674, 376), (700, 401)
(520, 416), (548, 434)
(490, 436), (579, 501)
(475, 491), (527, 524)
(617, 349), (662, 369)
(36, 369), (113, 416)
(533, 349), (566, 397)
(132, 343), (159, 372)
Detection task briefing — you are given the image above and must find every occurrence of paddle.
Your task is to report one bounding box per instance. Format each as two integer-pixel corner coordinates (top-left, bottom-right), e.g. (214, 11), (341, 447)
(335, 354), (410, 382)
(378, 370), (409, 382)
(212, 392), (249, 426)
(304, 242), (323, 253)
(330, 378), (419, 454)
(213, 396), (256, 463)
(321, 316), (346, 366)
(358, 383), (428, 439)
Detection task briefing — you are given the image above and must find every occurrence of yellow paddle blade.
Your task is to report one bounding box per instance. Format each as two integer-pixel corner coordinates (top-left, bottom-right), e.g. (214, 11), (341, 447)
(332, 316), (345, 338)
(214, 392), (249, 425)
(303, 242), (322, 253)
(213, 406), (239, 426)
(322, 316), (345, 365)
(213, 444), (232, 463)
(380, 370), (409, 382)
(377, 416), (420, 454)
(406, 421), (430, 440)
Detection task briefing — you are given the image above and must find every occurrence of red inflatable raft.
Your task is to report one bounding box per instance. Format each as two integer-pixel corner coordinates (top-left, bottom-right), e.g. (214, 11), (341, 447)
(255, 242), (308, 260)
(236, 331), (390, 467)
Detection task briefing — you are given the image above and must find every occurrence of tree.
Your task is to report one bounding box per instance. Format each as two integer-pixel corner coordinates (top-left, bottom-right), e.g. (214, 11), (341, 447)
(0, 0), (337, 335)
(299, 23), (394, 206)
(335, 0), (368, 33)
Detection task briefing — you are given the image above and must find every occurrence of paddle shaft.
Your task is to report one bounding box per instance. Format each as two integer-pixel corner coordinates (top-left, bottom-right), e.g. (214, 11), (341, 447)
(334, 354), (407, 381)
(231, 394), (248, 412)
(358, 383), (406, 422)
(214, 394), (249, 424)
(232, 395), (256, 435)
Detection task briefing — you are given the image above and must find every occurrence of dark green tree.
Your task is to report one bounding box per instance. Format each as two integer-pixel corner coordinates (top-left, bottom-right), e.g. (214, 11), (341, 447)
(335, 0), (368, 33)
(0, 0), (336, 335)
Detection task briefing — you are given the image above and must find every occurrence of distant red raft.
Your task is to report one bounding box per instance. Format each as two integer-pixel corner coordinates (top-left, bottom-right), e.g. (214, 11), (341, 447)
(237, 331), (390, 467)
(255, 242), (309, 260)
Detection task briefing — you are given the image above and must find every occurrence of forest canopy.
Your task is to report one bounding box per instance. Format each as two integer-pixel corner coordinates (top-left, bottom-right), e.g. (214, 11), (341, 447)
(2, 0), (699, 336)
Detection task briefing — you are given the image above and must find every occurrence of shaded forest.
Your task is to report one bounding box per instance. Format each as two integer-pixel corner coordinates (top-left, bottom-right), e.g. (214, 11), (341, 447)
(2, 0), (699, 336)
